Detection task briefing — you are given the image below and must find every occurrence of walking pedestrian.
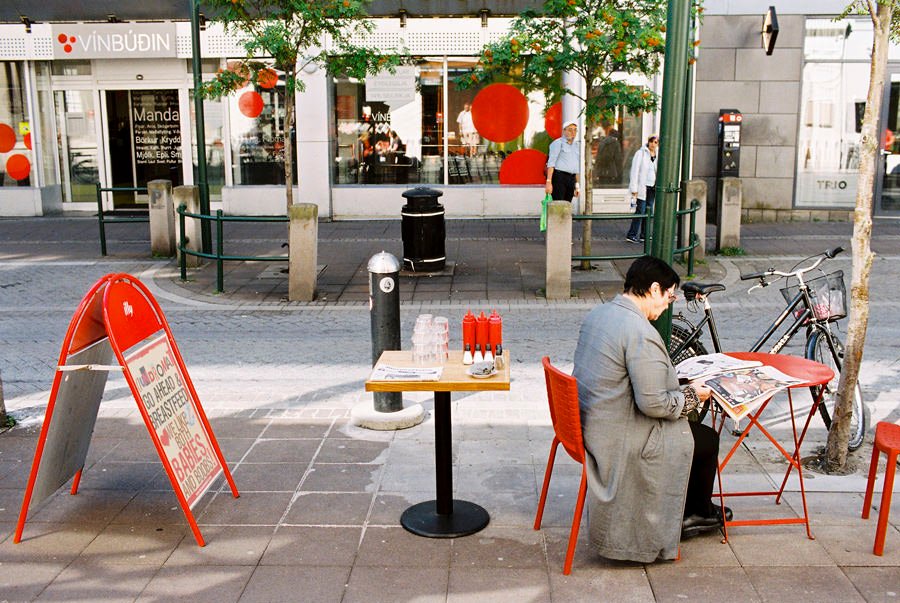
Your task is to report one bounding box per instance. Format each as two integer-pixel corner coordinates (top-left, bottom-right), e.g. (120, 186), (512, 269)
(545, 120), (581, 202)
(626, 135), (659, 243)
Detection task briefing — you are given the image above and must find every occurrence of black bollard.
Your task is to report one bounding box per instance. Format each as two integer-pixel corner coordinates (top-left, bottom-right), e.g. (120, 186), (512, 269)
(368, 252), (403, 412)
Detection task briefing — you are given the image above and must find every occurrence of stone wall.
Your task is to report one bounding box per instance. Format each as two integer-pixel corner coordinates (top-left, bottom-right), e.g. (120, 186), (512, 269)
(693, 15), (842, 222)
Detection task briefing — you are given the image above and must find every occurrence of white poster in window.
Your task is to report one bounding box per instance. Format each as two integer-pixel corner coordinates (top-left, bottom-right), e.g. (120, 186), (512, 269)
(365, 67), (416, 107)
(795, 171), (858, 207)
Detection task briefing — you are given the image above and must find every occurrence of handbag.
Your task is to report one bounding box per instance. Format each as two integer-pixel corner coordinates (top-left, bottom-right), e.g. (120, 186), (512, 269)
(540, 193), (551, 232)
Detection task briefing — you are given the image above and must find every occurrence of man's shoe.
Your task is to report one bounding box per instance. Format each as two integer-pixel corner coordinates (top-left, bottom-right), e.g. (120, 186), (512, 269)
(626, 237), (639, 244)
(681, 506), (732, 539)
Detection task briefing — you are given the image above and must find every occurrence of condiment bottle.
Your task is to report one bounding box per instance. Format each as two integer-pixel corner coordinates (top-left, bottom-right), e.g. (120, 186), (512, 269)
(473, 344), (484, 363)
(475, 311), (489, 351)
(462, 310), (476, 352)
(463, 343), (473, 365)
(489, 310), (503, 350)
(484, 343), (494, 363)
(494, 344), (504, 370)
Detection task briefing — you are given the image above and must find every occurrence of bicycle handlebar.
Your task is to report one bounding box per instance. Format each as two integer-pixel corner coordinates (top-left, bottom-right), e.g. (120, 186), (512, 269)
(739, 247), (844, 283)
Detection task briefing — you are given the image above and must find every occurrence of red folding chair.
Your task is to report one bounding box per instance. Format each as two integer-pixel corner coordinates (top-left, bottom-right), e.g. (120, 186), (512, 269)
(534, 356), (588, 575)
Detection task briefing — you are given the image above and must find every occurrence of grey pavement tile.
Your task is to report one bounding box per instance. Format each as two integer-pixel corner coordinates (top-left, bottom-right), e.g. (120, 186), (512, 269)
(102, 437), (160, 462)
(204, 417), (270, 439)
(299, 463), (382, 493)
(238, 565), (350, 603)
(260, 525), (362, 566)
(197, 491), (292, 526)
(781, 490), (868, 526)
(841, 566), (900, 603)
(647, 566), (760, 603)
(477, 489), (539, 528)
(0, 560), (67, 602)
(316, 439), (390, 464)
(447, 567), (550, 602)
(727, 531), (835, 566)
(675, 533), (742, 567)
(356, 526), (452, 568)
(813, 523), (900, 566)
(28, 489), (135, 525)
(367, 492), (432, 526)
(229, 462), (307, 492)
(0, 523), (102, 564)
(164, 524), (275, 566)
(283, 491), (374, 526)
(215, 438), (256, 462)
(455, 463), (537, 495)
(75, 462), (164, 492)
(380, 461), (441, 492)
(548, 566), (655, 602)
(261, 420), (333, 439)
(137, 565), (254, 603)
(110, 490), (192, 526)
(542, 527), (639, 575)
(746, 565), (866, 602)
(450, 526), (545, 569)
(0, 488), (26, 523)
(240, 438), (321, 463)
(36, 558), (158, 602)
(388, 438), (456, 464)
(343, 566), (448, 603)
(78, 523), (186, 565)
(456, 438), (535, 465)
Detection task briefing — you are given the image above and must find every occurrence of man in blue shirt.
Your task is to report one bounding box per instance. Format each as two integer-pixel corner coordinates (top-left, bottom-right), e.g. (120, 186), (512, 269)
(545, 120), (581, 201)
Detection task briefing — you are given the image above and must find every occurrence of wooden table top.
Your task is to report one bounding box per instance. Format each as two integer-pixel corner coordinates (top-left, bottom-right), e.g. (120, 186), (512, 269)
(365, 350), (511, 393)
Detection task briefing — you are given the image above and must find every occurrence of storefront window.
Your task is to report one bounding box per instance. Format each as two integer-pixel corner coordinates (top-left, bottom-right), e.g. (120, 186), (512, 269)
(590, 108), (643, 190)
(333, 60), (442, 185)
(35, 63), (58, 188)
(797, 18), (872, 208)
(54, 90), (98, 202)
(227, 62), (295, 185)
(190, 96), (225, 200)
(0, 62), (33, 187)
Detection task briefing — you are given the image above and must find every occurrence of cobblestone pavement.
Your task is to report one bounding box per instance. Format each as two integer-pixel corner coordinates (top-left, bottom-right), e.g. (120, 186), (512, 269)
(0, 216), (898, 601)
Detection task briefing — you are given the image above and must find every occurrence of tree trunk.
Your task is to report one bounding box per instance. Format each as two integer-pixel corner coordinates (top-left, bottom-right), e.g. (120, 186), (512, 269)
(824, 1), (888, 470)
(580, 124), (594, 270)
(283, 85), (295, 212)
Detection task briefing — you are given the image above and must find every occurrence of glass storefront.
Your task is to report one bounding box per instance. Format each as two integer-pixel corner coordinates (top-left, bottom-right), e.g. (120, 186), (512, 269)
(190, 96), (226, 201)
(0, 62), (33, 187)
(54, 90), (99, 203)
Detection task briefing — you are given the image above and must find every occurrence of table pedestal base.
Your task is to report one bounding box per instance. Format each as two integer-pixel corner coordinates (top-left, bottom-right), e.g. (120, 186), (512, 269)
(401, 499), (489, 538)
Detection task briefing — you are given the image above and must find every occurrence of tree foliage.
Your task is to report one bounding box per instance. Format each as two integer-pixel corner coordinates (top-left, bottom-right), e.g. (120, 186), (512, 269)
(196, 0), (405, 209)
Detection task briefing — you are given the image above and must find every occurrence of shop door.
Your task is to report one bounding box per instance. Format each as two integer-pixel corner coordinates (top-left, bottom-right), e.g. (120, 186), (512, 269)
(877, 69), (900, 215)
(105, 89), (183, 208)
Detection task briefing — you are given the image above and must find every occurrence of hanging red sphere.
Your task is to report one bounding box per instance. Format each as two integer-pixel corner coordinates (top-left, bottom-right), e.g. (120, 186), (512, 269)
(6, 154), (31, 181)
(238, 91), (264, 118)
(258, 68), (278, 89)
(24, 132), (32, 150)
(471, 83), (529, 143)
(0, 123), (15, 153)
(544, 102), (562, 139)
(499, 149), (548, 184)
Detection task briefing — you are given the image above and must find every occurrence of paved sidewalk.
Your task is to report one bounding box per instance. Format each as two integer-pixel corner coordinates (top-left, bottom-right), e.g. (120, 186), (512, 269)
(0, 214), (898, 601)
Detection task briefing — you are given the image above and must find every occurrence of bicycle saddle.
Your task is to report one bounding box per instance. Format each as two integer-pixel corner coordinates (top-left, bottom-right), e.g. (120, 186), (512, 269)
(681, 282), (726, 296)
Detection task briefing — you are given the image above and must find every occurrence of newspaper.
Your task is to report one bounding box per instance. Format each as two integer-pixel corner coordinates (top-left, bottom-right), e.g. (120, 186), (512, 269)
(369, 365), (443, 381)
(705, 365), (805, 421)
(675, 353), (762, 382)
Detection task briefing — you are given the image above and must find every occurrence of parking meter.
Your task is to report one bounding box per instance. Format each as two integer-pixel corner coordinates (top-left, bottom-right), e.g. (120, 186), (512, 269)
(716, 109), (742, 178)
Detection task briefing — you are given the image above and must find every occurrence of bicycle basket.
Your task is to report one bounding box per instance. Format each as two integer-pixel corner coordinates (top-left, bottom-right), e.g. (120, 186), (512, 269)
(779, 270), (847, 322)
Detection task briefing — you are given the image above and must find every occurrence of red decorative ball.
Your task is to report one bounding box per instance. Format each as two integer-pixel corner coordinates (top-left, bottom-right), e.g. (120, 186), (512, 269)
(258, 68), (278, 89)
(544, 102), (562, 139)
(6, 154), (31, 181)
(471, 83), (529, 143)
(24, 132), (32, 150)
(499, 149), (548, 185)
(238, 91), (264, 118)
(0, 123), (15, 153)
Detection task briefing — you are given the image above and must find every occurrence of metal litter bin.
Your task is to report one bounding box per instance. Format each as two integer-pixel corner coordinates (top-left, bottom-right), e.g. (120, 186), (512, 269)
(401, 187), (445, 272)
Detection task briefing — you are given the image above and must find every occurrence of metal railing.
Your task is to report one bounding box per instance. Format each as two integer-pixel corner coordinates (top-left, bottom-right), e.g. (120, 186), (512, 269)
(96, 183), (149, 256)
(571, 199), (702, 275)
(177, 204), (289, 293)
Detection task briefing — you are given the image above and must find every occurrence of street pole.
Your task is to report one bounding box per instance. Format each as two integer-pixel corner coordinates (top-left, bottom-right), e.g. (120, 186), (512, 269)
(651, 0), (691, 342)
(191, 0), (212, 254)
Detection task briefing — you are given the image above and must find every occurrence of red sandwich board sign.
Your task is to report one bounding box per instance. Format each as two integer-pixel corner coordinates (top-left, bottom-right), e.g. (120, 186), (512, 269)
(15, 273), (238, 547)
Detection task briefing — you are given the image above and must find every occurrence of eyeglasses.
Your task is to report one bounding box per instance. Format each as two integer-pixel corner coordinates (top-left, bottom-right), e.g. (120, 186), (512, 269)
(665, 285), (678, 302)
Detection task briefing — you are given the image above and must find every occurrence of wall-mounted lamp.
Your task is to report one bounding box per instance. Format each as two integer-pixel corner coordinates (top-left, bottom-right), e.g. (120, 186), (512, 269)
(107, 14), (119, 24)
(480, 9), (490, 29)
(399, 9), (407, 28)
(21, 16), (32, 34)
(761, 6), (779, 55)
(199, 13), (207, 31)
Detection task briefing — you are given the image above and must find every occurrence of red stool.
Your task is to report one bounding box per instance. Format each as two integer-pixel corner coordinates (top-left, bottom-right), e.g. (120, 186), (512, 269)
(862, 422), (900, 556)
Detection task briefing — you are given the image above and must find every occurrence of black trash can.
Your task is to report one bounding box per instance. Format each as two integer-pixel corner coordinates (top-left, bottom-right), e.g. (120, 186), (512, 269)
(401, 187), (446, 272)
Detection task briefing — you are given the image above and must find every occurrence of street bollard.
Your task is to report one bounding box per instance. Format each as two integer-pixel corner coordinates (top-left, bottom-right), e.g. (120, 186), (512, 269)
(368, 251), (403, 413)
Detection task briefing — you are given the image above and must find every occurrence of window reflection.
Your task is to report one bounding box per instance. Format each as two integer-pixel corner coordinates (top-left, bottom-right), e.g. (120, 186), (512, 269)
(0, 62), (32, 187)
(190, 95), (225, 200)
(590, 108), (642, 190)
(54, 89), (97, 201)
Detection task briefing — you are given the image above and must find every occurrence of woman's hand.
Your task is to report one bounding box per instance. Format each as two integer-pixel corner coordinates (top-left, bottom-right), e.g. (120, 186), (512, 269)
(691, 383), (712, 402)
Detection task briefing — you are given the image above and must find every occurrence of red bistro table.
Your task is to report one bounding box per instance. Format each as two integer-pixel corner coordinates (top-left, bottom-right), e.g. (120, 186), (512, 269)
(713, 352), (834, 542)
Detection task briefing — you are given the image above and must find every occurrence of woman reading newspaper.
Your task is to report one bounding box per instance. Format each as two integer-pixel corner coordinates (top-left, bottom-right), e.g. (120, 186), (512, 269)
(573, 256), (732, 563)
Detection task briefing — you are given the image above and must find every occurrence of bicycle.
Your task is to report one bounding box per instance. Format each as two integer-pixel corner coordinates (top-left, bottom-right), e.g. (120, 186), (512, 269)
(667, 246), (868, 451)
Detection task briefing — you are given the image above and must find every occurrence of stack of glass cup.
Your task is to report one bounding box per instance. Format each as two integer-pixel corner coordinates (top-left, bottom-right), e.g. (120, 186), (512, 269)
(411, 314), (450, 365)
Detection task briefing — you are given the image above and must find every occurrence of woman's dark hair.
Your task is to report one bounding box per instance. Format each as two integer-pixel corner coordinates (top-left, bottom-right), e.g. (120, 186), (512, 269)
(623, 255), (679, 297)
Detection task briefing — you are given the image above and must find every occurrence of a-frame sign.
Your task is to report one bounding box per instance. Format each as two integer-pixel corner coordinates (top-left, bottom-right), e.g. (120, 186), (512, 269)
(14, 273), (238, 547)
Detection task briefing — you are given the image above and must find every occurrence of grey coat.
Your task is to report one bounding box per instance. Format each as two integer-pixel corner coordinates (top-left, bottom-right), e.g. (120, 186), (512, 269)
(573, 295), (693, 563)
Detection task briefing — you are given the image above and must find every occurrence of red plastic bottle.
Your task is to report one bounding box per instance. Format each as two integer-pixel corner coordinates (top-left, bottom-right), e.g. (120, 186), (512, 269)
(475, 311), (489, 351)
(462, 310), (476, 352)
(488, 309), (503, 349)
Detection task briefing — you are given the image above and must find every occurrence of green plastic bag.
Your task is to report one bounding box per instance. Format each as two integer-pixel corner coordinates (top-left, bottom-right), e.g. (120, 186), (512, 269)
(540, 193), (551, 232)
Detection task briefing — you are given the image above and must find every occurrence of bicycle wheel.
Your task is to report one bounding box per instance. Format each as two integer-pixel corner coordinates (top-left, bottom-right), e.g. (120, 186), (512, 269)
(669, 323), (711, 422)
(805, 330), (867, 451)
